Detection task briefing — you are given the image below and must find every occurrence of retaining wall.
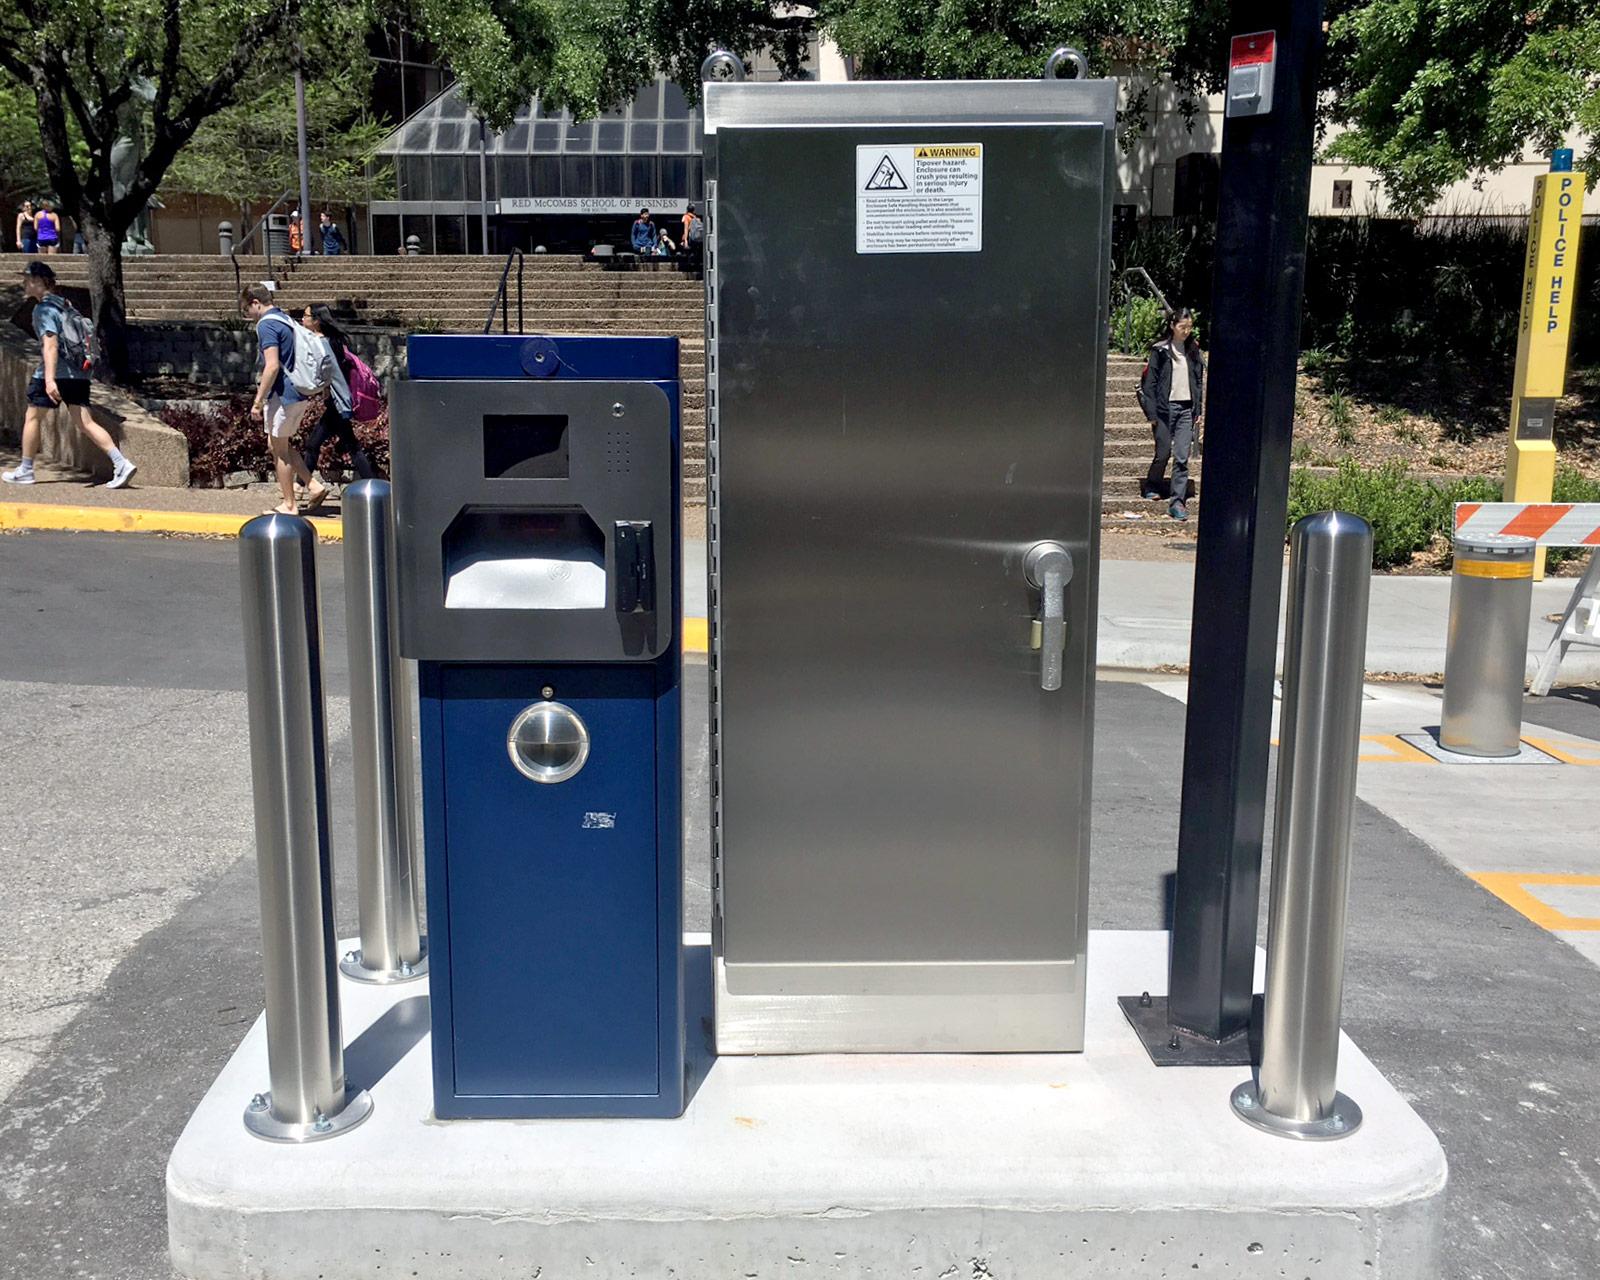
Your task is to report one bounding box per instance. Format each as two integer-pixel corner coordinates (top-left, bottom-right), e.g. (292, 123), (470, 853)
(128, 323), (409, 389)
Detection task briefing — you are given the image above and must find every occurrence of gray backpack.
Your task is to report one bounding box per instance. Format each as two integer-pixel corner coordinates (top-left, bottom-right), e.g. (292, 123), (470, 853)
(53, 299), (94, 373)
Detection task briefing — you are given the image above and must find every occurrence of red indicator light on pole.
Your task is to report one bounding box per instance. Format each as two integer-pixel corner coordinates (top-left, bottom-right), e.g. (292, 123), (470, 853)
(1227, 31), (1277, 118)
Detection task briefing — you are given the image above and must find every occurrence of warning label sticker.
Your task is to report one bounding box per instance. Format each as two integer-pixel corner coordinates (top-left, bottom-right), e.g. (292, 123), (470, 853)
(856, 143), (983, 255)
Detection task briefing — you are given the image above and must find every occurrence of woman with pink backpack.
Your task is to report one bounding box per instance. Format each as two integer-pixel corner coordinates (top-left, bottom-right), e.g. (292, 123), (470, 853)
(299, 303), (384, 506)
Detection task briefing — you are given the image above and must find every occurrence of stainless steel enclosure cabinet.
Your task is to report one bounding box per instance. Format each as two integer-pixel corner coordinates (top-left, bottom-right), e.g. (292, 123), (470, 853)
(705, 78), (1114, 1053)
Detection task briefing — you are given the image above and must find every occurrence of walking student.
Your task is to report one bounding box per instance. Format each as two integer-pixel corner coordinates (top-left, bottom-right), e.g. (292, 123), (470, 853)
(319, 211), (346, 256)
(1138, 307), (1205, 522)
(3, 262), (136, 489)
(15, 200), (36, 254)
(299, 303), (378, 504)
(240, 284), (327, 516)
(681, 203), (704, 269)
(34, 203), (60, 254)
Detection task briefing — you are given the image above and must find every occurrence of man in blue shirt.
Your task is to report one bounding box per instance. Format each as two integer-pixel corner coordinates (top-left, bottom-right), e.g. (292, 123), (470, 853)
(630, 208), (657, 256)
(3, 261), (136, 488)
(240, 283), (326, 515)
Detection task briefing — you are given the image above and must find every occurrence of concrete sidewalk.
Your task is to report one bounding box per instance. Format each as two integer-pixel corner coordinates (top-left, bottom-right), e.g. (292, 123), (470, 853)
(1095, 557), (1598, 680)
(685, 542), (1599, 681)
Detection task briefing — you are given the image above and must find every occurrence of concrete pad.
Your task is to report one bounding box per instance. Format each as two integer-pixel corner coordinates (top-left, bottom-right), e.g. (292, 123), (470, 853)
(168, 931), (1446, 1279)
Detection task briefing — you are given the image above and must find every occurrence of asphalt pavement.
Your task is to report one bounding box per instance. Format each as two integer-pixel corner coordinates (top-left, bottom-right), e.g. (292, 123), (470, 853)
(1, 530), (1598, 1280)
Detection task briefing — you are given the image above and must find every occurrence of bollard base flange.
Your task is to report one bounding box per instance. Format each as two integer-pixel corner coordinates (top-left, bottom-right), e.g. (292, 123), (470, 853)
(243, 1088), (374, 1143)
(339, 942), (429, 985)
(1230, 1079), (1362, 1141)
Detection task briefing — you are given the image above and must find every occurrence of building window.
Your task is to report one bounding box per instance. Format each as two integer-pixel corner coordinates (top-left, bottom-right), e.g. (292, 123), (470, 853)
(563, 156), (594, 197)
(433, 156), (466, 201)
(531, 157), (562, 196)
(592, 156), (623, 198)
(1332, 179), (1353, 210)
(628, 156), (657, 200)
(371, 214), (401, 256)
(498, 156), (530, 199)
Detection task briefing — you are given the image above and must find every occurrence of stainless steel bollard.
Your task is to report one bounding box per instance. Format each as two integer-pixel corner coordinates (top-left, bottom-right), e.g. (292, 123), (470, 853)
(339, 480), (427, 984)
(239, 514), (373, 1142)
(1232, 511), (1369, 1141)
(1440, 534), (1536, 757)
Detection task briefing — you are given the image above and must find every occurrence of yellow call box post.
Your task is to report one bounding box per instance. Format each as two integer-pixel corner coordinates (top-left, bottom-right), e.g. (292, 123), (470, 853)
(1506, 154), (1588, 578)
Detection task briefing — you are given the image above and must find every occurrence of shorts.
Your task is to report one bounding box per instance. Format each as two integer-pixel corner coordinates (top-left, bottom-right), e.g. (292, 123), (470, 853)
(26, 375), (90, 408)
(265, 396), (311, 440)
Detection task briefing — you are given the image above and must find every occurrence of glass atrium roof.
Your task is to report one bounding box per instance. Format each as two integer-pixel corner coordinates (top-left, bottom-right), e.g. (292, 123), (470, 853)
(377, 79), (705, 158)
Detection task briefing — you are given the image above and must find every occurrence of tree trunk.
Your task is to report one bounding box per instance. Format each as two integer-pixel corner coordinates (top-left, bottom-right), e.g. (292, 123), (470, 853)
(80, 214), (130, 384)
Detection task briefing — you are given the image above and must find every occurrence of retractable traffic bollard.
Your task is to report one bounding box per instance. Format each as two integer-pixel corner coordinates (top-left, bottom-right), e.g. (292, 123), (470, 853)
(1232, 511), (1369, 1141)
(340, 480), (427, 984)
(238, 514), (373, 1142)
(1440, 534), (1537, 757)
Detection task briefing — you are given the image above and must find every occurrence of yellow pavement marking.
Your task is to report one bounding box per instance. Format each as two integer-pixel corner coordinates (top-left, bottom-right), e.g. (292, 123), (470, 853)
(1359, 733), (1438, 764)
(683, 616), (707, 654)
(0, 502), (343, 540)
(1273, 733), (1439, 763)
(1469, 873), (1600, 932)
(1521, 736), (1600, 766)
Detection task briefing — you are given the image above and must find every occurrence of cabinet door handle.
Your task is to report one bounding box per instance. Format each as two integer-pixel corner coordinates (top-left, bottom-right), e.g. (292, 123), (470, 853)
(1024, 542), (1074, 692)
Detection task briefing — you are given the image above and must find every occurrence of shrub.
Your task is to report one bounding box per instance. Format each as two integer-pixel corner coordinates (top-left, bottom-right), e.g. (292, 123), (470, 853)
(1112, 216), (1600, 368)
(1288, 461), (1502, 570)
(162, 395), (274, 487)
(162, 394), (391, 488)
(1325, 390), (1356, 446)
(1110, 293), (1165, 354)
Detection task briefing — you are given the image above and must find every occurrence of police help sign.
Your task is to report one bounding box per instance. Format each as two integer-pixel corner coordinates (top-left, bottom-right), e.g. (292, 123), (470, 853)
(856, 144), (983, 254)
(1516, 169), (1585, 397)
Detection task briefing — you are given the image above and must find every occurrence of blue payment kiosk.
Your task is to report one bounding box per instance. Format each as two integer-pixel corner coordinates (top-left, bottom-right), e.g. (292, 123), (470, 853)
(391, 334), (684, 1119)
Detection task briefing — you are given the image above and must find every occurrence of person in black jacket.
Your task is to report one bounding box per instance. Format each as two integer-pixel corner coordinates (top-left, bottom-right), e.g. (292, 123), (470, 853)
(1137, 307), (1204, 521)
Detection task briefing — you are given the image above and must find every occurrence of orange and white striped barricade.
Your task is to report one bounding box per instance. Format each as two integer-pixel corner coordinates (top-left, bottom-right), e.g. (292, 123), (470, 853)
(1454, 502), (1600, 695)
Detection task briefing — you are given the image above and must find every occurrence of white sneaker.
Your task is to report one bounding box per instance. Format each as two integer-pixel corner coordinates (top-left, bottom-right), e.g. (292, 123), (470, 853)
(2, 467), (35, 484)
(105, 459), (137, 489)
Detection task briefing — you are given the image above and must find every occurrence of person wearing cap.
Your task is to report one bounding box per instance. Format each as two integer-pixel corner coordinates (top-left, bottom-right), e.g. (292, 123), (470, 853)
(3, 261), (137, 489)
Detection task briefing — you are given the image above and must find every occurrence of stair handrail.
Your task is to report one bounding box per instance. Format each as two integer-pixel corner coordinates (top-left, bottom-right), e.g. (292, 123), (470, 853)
(230, 189), (297, 303)
(1111, 266), (1174, 356)
(483, 248), (527, 335)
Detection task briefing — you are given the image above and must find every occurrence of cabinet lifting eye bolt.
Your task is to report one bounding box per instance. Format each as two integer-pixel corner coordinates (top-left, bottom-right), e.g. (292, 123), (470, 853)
(1042, 47), (1089, 81)
(700, 50), (747, 84)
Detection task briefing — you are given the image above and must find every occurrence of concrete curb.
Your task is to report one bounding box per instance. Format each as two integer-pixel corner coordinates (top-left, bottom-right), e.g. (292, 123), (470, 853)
(0, 502), (342, 541)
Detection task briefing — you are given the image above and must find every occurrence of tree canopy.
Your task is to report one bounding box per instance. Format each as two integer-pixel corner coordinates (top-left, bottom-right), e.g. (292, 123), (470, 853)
(1322, 0), (1600, 213)
(807, 0), (1598, 214)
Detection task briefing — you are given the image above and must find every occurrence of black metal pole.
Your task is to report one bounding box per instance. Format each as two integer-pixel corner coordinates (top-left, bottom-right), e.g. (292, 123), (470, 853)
(1168, 1), (1325, 1043)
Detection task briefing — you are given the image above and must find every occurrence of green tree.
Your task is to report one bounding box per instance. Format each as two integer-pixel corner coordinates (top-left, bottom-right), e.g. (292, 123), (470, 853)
(1323, 0), (1600, 213)
(811, 0), (1234, 144)
(0, 0), (664, 379)
(167, 66), (393, 206)
(811, 0), (1597, 212)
